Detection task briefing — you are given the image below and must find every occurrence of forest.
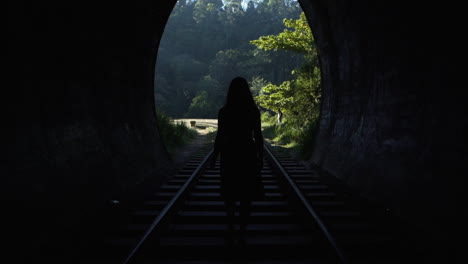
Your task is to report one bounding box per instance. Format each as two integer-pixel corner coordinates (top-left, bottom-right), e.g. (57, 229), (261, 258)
(155, 0), (321, 156)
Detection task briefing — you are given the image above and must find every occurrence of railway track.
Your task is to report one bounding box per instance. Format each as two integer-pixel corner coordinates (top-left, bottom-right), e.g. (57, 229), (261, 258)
(85, 144), (409, 264)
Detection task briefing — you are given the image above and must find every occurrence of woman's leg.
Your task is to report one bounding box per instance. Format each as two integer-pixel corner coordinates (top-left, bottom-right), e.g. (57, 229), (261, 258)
(239, 198), (251, 244)
(225, 198), (235, 245)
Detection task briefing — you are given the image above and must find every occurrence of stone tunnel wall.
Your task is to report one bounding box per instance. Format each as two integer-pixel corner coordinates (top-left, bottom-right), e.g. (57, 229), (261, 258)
(300, 0), (464, 238)
(7, 1), (178, 254)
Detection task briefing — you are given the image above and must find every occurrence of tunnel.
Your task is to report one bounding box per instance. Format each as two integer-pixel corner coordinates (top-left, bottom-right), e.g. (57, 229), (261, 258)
(7, 0), (464, 262)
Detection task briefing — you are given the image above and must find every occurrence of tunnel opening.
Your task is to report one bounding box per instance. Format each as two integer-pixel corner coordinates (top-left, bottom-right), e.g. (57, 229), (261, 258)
(154, 0), (322, 165)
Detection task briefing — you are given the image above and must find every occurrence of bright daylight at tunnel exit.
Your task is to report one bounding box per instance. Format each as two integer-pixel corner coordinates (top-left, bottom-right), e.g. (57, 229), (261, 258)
(154, 0), (321, 162)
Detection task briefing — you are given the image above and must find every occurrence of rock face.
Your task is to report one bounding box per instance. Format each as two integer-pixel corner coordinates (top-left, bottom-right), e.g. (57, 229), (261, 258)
(7, 0), (463, 258)
(7, 1), (178, 258)
(301, 0), (464, 237)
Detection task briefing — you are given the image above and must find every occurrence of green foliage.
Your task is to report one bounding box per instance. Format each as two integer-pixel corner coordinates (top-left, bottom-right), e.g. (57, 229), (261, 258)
(209, 49), (246, 82)
(261, 117), (319, 159)
(260, 110), (276, 124)
(251, 13), (315, 55)
(170, 54), (208, 81)
(157, 112), (197, 154)
(186, 90), (218, 118)
(256, 81), (294, 113)
(155, 2), (321, 159)
(155, 0), (303, 118)
(250, 76), (269, 97)
(193, 0), (223, 24)
(251, 11), (321, 126)
(296, 118), (319, 158)
(155, 1), (321, 158)
(251, 11), (321, 158)
(196, 75), (223, 100)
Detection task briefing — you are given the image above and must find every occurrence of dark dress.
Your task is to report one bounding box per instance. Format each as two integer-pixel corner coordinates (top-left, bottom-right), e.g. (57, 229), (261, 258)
(213, 106), (264, 201)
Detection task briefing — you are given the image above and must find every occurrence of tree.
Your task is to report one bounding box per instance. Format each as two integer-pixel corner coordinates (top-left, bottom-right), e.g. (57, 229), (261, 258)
(197, 75), (224, 109)
(250, 76), (268, 97)
(193, 0), (223, 24)
(209, 49), (246, 84)
(155, 0), (305, 118)
(186, 90), (218, 118)
(224, 0), (244, 13)
(251, 12), (321, 126)
(251, 12), (316, 56)
(256, 81), (293, 123)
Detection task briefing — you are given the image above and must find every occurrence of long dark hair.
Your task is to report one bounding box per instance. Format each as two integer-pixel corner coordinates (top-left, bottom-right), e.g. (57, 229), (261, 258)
(225, 77), (256, 109)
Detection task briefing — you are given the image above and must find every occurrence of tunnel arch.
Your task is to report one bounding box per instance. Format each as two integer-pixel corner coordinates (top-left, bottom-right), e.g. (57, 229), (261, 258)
(8, 0), (463, 260)
(152, 0), (317, 151)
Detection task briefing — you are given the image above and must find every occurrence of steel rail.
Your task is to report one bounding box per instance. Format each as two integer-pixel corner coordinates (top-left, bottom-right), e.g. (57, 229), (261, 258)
(263, 144), (348, 264)
(123, 149), (214, 264)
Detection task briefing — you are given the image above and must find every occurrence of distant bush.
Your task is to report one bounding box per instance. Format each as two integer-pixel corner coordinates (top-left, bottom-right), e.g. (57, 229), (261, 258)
(260, 111), (277, 125)
(157, 112), (197, 154)
(296, 119), (319, 159)
(260, 111), (319, 160)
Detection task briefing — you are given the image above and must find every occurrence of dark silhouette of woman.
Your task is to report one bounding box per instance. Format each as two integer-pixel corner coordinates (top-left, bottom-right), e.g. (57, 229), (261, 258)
(211, 77), (264, 245)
